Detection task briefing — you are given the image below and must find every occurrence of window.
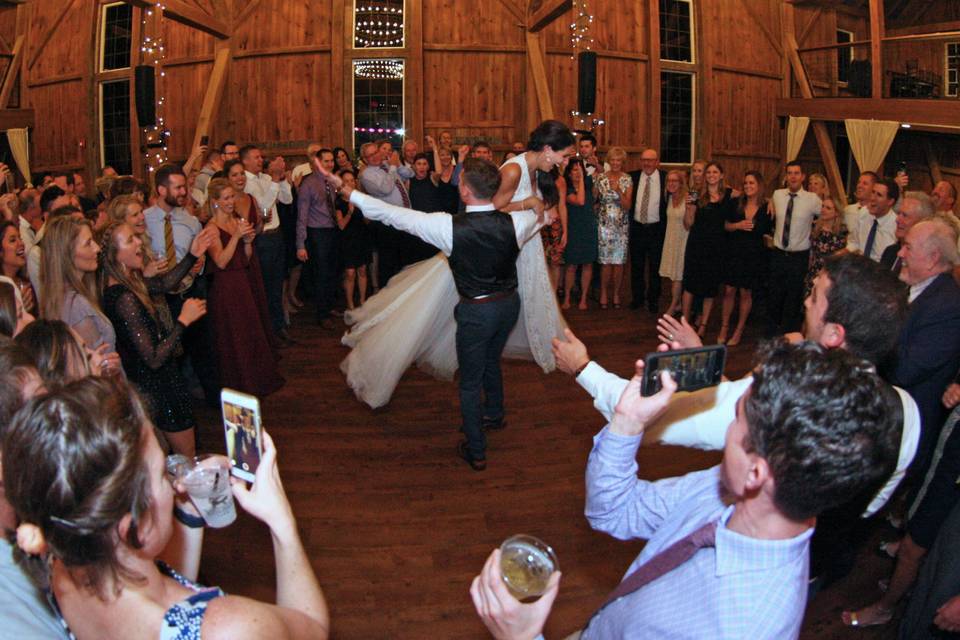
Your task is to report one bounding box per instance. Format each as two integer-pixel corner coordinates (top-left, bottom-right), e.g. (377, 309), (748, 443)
(100, 3), (133, 71)
(837, 29), (853, 84)
(660, 0), (693, 63)
(101, 80), (132, 175)
(948, 42), (959, 97)
(660, 71), (694, 164)
(354, 0), (404, 49)
(353, 59), (405, 152)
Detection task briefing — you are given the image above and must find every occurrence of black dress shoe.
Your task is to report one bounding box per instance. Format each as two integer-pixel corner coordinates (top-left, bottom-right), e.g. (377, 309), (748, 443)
(482, 417), (507, 431)
(457, 440), (487, 471)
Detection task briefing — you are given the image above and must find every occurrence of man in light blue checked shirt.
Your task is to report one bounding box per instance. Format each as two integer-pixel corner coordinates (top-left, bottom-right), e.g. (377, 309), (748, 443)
(470, 342), (901, 640)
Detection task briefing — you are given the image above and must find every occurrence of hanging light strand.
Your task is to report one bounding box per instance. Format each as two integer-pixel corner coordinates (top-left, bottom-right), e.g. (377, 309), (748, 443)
(569, 0), (594, 59)
(141, 3), (169, 173)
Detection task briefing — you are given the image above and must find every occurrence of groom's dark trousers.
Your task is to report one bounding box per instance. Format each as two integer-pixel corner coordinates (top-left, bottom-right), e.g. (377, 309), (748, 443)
(455, 291), (521, 460)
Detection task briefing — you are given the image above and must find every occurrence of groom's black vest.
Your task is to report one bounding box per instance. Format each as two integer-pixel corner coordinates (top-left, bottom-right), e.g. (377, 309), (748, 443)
(448, 209), (520, 299)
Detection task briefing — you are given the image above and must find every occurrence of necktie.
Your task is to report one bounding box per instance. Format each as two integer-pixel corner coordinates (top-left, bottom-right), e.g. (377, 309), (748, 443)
(781, 193), (797, 250)
(864, 219), (879, 260)
(585, 520), (718, 632)
(390, 168), (411, 207)
(638, 175), (651, 224)
(164, 215), (176, 263)
(324, 179), (335, 212)
(892, 255), (902, 275)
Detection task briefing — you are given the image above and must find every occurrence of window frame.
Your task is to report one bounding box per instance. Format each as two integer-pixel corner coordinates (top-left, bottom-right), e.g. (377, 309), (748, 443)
(99, 2), (133, 73)
(659, 69), (696, 165)
(946, 42), (959, 98)
(659, 0), (695, 64)
(836, 29), (854, 86)
(98, 78), (133, 175)
(351, 58), (407, 153)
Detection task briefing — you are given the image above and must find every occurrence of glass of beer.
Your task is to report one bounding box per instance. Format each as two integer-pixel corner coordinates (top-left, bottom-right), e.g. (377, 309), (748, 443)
(499, 534), (558, 601)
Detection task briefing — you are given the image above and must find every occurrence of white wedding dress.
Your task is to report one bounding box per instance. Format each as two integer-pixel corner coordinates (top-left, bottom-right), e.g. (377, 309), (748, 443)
(341, 153), (568, 408)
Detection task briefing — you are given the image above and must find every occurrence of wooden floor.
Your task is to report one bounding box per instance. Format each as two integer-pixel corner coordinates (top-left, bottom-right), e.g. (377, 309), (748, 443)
(195, 301), (897, 639)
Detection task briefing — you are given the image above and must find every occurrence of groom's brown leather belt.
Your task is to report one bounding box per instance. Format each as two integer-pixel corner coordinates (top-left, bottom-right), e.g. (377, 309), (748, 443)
(459, 289), (517, 305)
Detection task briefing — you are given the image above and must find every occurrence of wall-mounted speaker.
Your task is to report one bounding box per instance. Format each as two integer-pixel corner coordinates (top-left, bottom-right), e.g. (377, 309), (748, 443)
(577, 51), (597, 114)
(134, 65), (156, 127)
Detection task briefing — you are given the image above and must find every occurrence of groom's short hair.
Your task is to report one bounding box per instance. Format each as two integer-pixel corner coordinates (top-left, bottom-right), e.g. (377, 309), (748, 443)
(461, 158), (501, 200)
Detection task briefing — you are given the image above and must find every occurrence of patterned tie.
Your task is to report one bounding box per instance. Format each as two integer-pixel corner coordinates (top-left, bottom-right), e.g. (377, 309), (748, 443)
(864, 219), (879, 260)
(638, 175), (651, 224)
(781, 193), (797, 250)
(585, 520), (718, 633)
(164, 215), (176, 263)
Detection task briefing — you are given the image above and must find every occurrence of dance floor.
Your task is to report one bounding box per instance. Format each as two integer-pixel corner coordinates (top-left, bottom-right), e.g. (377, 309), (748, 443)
(196, 303), (898, 639)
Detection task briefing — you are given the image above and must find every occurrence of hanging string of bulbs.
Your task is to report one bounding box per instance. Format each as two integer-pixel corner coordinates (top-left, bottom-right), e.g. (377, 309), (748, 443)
(570, 0), (594, 58)
(140, 3), (168, 174)
(354, 59), (405, 80)
(355, 2), (404, 47)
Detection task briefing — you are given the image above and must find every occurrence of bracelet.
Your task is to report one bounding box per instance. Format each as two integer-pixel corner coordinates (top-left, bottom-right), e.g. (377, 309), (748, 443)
(174, 506), (205, 529)
(574, 361), (590, 378)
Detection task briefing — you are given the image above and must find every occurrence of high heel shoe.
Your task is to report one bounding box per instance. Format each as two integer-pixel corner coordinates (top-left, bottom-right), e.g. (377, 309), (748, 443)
(717, 324), (729, 345)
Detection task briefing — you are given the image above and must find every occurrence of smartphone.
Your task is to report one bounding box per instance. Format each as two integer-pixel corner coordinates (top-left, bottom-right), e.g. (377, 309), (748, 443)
(4, 172), (13, 192)
(642, 345), (727, 396)
(200, 135), (209, 146)
(896, 160), (907, 176)
(220, 388), (263, 482)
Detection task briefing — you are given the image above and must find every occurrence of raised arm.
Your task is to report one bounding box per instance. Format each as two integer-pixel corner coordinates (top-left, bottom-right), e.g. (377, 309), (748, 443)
(348, 190), (452, 254)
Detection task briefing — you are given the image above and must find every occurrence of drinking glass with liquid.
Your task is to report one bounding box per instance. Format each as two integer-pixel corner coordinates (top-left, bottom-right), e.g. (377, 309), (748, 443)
(167, 454), (237, 528)
(499, 534), (558, 601)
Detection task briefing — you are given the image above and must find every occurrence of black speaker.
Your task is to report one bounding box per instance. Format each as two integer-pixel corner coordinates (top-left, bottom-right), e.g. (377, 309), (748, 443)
(577, 51), (597, 114)
(134, 65), (156, 127)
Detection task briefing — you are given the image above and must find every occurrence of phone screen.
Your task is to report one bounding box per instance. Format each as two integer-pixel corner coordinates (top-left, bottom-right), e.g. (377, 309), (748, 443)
(221, 389), (262, 482)
(200, 135), (209, 146)
(642, 346), (726, 396)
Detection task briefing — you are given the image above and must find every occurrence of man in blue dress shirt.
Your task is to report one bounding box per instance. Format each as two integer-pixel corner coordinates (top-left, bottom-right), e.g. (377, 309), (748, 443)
(470, 341), (901, 639)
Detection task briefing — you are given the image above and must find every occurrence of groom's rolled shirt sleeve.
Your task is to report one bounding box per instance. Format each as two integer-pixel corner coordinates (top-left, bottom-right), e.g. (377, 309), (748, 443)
(349, 190), (454, 255)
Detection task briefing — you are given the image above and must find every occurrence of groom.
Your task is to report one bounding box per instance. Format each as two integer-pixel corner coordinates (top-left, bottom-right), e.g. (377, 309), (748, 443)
(319, 157), (547, 470)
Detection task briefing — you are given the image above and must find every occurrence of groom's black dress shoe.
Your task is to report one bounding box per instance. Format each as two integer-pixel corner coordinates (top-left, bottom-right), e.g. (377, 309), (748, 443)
(482, 417), (507, 431)
(457, 441), (487, 471)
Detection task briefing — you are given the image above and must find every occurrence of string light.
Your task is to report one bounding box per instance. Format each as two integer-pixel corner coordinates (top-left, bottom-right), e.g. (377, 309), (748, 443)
(355, 1), (404, 47)
(141, 2), (168, 173)
(570, 0), (594, 58)
(354, 59), (404, 79)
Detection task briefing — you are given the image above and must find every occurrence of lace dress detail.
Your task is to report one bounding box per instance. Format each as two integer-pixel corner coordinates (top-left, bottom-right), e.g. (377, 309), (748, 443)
(338, 154), (568, 409)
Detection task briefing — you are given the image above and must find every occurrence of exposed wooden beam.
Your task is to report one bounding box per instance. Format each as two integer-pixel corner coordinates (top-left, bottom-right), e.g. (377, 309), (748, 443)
(27, 0), (78, 70)
(493, 0), (524, 24)
(797, 7), (823, 45)
(784, 29), (848, 203)
(190, 44), (231, 151)
(869, 0), (883, 98)
(889, 20), (960, 38)
(925, 138), (943, 185)
(735, 0), (782, 56)
(527, 0), (571, 33)
(0, 35), (24, 109)
(525, 31), (554, 120)
(233, 0), (261, 29)
(713, 64), (781, 81)
(408, 0), (424, 145)
(775, 98), (960, 130)
(646, 0), (660, 148)
(0, 107), (33, 130)
(233, 44), (332, 59)
(125, 0), (231, 39)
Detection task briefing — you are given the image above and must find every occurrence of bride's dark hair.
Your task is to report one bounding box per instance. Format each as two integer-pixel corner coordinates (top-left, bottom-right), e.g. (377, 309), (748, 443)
(526, 120), (575, 209)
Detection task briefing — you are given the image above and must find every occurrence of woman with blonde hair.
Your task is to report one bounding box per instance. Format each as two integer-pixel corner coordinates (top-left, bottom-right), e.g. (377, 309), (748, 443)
(808, 173), (831, 200)
(594, 146), (633, 308)
(803, 195), (848, 299)
(658, 170), (693, 316)
(204, 177), (284, 396)
(39, 215), (122, 374)
(100, 220), (214, 455)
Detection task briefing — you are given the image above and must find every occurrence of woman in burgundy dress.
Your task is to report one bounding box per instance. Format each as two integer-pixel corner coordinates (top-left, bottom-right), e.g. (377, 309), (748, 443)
(204, 177), (284, 397)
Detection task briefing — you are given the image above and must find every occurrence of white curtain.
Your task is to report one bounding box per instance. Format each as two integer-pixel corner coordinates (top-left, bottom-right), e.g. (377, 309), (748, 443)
(785, 116), (810, 162)
(6, 127), (30, 187)
(844, 119), (900, 173)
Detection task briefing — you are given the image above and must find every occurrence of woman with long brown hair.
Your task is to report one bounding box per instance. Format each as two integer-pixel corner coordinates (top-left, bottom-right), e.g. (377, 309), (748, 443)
(40, 215), (122, 374)
(100, 220), (215, 456)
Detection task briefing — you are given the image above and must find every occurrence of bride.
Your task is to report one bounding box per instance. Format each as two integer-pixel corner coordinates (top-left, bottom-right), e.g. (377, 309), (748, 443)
(340, 120), (577, 408)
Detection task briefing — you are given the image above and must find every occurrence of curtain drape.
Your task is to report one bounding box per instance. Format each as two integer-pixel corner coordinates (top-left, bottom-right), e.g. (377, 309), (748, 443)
(844, 119), (900, 174)
(785, 116), (810, 163)
(6, 128), (30, 187)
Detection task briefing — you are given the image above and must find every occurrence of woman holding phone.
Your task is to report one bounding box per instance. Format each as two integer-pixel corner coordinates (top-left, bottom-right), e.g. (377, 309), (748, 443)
(4, 376), (330, 640)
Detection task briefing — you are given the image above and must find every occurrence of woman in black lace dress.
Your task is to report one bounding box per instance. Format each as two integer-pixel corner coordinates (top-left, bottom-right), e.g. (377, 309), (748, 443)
(99, 221), (215, 456)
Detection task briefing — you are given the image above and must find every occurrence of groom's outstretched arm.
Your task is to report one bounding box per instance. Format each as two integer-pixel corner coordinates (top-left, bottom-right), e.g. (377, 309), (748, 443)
(348, 190), (453, 255)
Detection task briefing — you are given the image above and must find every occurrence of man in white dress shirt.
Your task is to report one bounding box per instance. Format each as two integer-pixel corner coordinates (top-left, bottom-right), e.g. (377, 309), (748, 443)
(844, 171), (877, 231)
(241, 144), (293, 339)
(628, 148), (667, 312)
(767, 161), (821, 334)
(847, 177), (899, 266)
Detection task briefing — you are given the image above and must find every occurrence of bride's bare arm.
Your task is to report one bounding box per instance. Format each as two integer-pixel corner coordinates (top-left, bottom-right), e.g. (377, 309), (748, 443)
(492, 164), (531, 212)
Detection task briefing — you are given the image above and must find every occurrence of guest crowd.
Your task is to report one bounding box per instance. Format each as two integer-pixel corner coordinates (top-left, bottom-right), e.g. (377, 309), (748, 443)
(1, 123), (960, 639)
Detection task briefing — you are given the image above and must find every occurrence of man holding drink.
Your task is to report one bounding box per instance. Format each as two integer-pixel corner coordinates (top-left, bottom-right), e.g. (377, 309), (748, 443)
(471, 342), (901, 639)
